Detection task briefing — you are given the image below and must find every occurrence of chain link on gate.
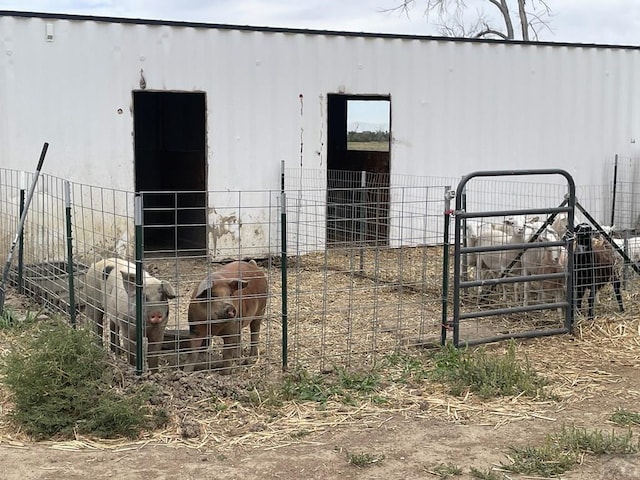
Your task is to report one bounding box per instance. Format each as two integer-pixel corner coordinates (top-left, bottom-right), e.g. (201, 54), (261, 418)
(442, 169), (577, 348)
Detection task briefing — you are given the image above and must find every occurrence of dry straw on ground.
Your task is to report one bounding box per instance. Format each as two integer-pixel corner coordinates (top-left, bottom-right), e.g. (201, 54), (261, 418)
(1, 252), (640, 453)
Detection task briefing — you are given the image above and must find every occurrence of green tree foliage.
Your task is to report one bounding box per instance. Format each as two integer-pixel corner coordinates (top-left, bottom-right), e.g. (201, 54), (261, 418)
(347, 130), (390, 143)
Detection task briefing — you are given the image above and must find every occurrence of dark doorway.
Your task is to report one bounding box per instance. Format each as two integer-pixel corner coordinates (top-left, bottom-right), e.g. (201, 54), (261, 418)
(326, 94), (391, 247)
(133, 91), (207, 254)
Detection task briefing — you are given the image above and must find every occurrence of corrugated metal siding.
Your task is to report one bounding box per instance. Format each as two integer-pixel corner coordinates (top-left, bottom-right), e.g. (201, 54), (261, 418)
(2, 13), (640, 255)
(3, 14), (639, 187)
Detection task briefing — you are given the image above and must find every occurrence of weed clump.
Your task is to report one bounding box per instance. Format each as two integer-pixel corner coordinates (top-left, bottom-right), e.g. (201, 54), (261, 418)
(610, 408), (640, 426)
(431, 341), (546, 398)
(269, 366), (382, 407)
(503, 426), (639, 476)
(0, 307), (38, 330)
(347, 451), (385, 468)
(2, 319), (166, 439)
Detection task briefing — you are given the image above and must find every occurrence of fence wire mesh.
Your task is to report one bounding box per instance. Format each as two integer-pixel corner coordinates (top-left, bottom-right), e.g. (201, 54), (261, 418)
(1, 164), (638, 376)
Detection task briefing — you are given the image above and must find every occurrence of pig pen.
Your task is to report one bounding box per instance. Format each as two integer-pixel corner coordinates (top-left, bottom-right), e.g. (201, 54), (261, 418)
(116, 242), (601, 376)
(121, 245), (446, 375)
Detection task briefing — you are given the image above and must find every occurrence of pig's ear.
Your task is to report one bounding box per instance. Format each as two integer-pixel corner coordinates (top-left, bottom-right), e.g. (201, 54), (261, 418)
(120, 271), (137, 297)
(196, 288), (214, 299)
(195, 279), (213, 299)
(162, 281), (177, 299)
(229, 279), (250, 292)
(102, 265), (115, 281)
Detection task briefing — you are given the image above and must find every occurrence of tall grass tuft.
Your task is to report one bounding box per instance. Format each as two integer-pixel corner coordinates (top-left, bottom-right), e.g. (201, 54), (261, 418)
(503, 426), (639, 476)
(431, 341), (546, 398)
(0, 307), (39, 330)
(2, 319), (166, 439)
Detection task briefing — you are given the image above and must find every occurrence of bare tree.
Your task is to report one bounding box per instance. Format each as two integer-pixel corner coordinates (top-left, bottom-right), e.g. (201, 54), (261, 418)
(388, 0), (552, 41)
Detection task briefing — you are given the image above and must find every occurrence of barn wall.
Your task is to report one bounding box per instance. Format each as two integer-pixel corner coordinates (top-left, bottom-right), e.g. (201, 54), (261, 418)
(2, 12), (640, 256)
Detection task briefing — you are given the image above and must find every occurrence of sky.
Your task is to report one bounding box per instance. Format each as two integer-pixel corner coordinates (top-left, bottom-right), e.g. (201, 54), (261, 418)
(1, 0), (638, 130)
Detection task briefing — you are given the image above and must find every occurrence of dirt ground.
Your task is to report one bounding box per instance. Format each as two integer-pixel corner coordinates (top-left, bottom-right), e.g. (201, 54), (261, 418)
(2, 279), (640, 479)
(1, 325), (640, 479)
(2, 382), (640, 480)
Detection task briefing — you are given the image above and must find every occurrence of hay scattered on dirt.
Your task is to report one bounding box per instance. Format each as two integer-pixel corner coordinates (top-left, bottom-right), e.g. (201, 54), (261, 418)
(2, 257), (640, 453)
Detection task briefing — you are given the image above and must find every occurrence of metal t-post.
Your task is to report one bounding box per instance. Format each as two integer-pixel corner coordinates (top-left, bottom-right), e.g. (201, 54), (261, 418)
(64, 181), (77, 327)
(134, 195), (144, 374)
(0, 142), (49, 315)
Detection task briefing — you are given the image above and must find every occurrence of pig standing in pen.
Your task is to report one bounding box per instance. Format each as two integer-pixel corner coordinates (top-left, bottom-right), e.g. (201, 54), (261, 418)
(84, 258), (176, 371)
(185, 260), (268, 374)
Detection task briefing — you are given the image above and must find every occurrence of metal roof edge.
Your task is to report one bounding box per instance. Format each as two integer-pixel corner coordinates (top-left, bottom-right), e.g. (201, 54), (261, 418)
(1, 9), (639, 51)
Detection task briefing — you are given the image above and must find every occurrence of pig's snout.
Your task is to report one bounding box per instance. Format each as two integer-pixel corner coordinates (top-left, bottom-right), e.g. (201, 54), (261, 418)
(148, 311), (165, 324)
(223, 304), (236, 318)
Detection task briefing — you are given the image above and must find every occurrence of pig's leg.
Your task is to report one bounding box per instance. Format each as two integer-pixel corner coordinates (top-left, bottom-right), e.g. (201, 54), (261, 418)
(117, 321), (137, 367)
(85, 303), (104, 343)
(219, 321), (242, 375)
(146, 324), (166, 372)
(246, 318), (261, 364)
(184, 324), (207, 373)
(103, 313), (121, 355)
(109, 315), (121, 356)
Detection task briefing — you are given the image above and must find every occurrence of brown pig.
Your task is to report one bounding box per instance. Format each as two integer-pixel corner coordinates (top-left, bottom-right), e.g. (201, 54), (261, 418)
(185, 260), (268, 374)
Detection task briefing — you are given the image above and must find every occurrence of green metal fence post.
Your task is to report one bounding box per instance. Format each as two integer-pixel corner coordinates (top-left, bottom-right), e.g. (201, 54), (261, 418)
(64, 181), (77, 327)
(280, 161), (288, 371)
(134, 194), (144, 375)
(17, 184), (25, 294)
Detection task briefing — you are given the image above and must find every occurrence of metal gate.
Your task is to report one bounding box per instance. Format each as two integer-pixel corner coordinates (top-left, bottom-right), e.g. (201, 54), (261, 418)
(445, 169), (576, 347)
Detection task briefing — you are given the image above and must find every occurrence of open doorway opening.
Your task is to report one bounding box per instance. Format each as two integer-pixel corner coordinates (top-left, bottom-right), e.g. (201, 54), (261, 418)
(133, 91), (207, 255)
(326, 94), (391, 246)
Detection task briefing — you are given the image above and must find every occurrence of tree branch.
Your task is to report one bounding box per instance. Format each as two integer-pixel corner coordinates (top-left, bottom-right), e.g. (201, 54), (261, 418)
(518, 0), (529, 41)
(385, 0), (552, 41)
(485, 0), (514, 39)
(474, 28), (509, 39)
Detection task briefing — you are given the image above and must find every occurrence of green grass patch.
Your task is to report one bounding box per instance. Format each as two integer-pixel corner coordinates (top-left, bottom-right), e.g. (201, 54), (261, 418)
(382, 352), (431, 384)
(502, 426), (639, 476)
(275, 366), (382, 406)
(610, 409), (640, 426)
(426, 462), (463, 477)
(259, 342), (548, 407)
(0, 306), (38, 330)
(347, 141), (389, 152)
(431, 341), (546, 399)
(347, 452), (385, 467)
(2, 319), (167, 439)
(469, 467), (501, 480)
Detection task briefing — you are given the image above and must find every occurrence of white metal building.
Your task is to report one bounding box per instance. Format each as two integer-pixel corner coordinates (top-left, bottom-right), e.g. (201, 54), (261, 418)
(1, 11), (639, 257)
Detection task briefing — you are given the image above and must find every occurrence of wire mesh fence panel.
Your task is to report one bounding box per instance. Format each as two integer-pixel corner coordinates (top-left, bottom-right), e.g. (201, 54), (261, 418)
(72, 182), (136, 264)
(0, 169), (26, 298)
(3, 164), (640, 375)
(0, 169), (22, 259)
(285, 167), (451, 371)
(0, 172), (78, 316)
(137, 189), (282, 376)
(604, 156), (640, 233)
(72, 182), (137, 356)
